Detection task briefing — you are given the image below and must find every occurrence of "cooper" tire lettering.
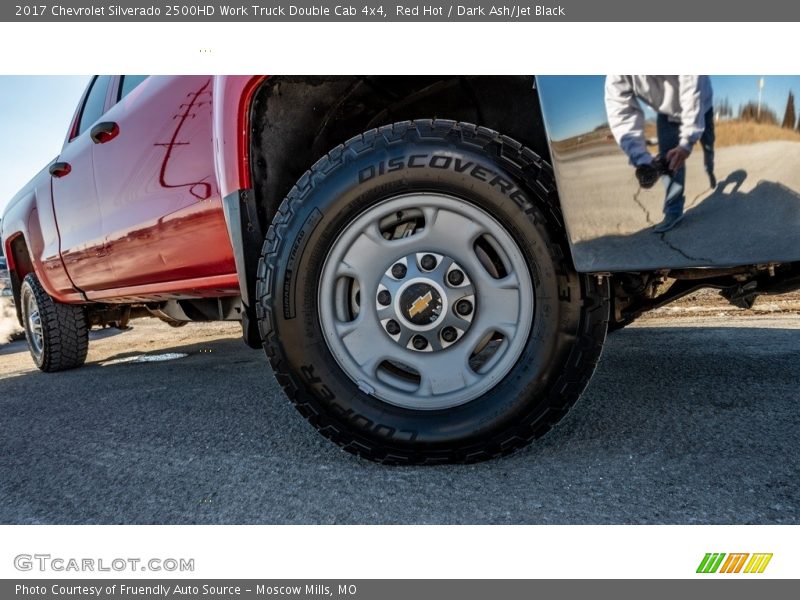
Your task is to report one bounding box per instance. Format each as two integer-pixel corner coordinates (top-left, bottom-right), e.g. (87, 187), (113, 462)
(300, 364), (336, 402)
(328, 403), (419, 442)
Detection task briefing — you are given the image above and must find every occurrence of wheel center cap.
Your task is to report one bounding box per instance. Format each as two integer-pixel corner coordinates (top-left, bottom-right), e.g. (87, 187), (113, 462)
(401, 282), (442, 325)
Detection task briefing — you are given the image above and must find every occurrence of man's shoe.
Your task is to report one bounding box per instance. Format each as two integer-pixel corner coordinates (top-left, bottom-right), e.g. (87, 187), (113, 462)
(653, 213), (684, 233)
(708, 172), (717, 189)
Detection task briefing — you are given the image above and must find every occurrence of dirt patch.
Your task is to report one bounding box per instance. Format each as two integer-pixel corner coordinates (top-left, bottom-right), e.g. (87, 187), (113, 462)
(0, 297), (22, 344)
(0, 266), (23, 344)
(641, 288), (800, 321)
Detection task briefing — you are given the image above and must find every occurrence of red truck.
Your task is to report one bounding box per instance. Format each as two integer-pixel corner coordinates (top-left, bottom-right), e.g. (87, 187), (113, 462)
(3, 75), (800, 463)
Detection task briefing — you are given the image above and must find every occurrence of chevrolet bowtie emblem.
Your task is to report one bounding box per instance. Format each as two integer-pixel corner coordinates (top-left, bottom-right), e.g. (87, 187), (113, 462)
(408, 291), (433, 318)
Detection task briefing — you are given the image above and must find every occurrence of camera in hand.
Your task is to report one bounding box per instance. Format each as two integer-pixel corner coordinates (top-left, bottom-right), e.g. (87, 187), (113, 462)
(635, 156), (673, 189)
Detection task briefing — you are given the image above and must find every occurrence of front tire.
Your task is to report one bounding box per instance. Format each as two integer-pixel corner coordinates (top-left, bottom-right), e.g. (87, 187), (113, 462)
(20, 273), (89, 372)
(256, 120), (609, 463)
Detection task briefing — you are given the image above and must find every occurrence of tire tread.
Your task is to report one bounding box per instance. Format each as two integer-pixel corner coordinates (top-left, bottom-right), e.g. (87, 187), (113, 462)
(22, 274), (89, 372)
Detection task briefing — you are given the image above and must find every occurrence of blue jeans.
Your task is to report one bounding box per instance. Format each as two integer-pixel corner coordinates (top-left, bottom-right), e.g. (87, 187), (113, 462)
(656, 108), (715, 216)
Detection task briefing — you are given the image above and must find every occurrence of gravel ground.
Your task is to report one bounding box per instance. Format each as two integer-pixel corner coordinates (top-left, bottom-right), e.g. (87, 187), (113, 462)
(0, 312), (798, 524)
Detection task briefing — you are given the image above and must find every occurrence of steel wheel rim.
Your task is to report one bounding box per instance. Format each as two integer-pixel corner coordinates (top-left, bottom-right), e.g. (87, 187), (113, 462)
(25, 290), (44, 357)
(318, 192), (534, 410)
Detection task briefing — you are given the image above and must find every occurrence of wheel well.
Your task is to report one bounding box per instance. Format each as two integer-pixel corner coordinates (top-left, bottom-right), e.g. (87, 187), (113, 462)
(7, 235), (33, 326)
(247, 76), (551, 232)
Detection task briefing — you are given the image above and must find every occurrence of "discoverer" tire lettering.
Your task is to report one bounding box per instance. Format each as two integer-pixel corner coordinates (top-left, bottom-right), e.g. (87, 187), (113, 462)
(358, 153), (526, 205)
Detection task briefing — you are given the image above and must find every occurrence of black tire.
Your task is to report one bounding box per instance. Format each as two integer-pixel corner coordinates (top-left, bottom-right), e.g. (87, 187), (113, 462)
(20, 273), (89, 372)
(256, 120), (609, 464)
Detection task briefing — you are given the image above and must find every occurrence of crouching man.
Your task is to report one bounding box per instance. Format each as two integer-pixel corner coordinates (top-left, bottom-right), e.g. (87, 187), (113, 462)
(605, 75), (716, 233)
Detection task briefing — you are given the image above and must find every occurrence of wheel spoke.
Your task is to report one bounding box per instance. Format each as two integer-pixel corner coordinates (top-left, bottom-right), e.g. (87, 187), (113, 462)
(337, 225), (396, 287)
(426, 334), (444, 353)
(396, 328), (415, 349)
(440, 310), (473, 332)
(421, 206), (440, 230)
(338, 317), (397, 374)
(419, 207), (485, 255)
(30, 310), (43, 334)
(410, 351), (479, 396)
(376, 305), (395, 321)
(25, 298), (44, 353)
(333, 315), (363, 339)
(468, 273), (522, 341)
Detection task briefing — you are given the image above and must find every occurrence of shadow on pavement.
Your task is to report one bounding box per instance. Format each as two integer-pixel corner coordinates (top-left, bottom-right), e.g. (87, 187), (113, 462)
(574, 170), (800, 267)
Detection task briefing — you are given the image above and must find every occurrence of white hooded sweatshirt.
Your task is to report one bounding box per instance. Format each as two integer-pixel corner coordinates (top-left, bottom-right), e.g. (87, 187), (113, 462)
(604, 75), (713, 166)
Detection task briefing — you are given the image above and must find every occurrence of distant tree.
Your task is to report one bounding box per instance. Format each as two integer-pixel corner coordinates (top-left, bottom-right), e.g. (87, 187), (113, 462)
(716, 97), (733, 119)
(739, 101), (778, 125)
(782, 91), (796, 129)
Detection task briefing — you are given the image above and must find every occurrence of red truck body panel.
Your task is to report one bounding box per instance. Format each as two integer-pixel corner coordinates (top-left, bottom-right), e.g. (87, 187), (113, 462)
(52, 112), (116, 291)
(2, 75), (262, 305)
(212, 75), (266, 197)
(90, 76), (235, 290)
(2, 166), (85, 303)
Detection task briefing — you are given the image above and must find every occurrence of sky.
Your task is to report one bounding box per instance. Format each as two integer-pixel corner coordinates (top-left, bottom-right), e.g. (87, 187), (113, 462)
(538, 75), (800, 140)
(0, 76), (91, 214)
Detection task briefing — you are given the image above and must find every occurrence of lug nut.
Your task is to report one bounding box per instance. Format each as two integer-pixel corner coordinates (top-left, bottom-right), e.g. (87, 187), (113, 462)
(441, 327), (458, 343)
(391, 263), (407, 279)
(420, 254), (437, 270)
(377, 290), (391, 306)
(386, 320), (401, 335)
(447, 269), (465, 286)
(456, 299), (473, 316)
(412, 335), (428, 350)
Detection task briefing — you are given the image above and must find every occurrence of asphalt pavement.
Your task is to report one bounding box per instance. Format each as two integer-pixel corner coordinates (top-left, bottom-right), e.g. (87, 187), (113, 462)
(0, 315), (798, 524)
(557, 141), (800, 271)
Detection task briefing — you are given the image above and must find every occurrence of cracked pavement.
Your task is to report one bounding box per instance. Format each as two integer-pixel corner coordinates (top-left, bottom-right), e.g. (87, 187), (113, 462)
(555, 141), (800, 270)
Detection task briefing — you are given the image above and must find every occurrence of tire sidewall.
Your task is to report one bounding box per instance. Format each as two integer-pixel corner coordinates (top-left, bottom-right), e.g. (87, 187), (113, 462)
(262, 130), (585, 456)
